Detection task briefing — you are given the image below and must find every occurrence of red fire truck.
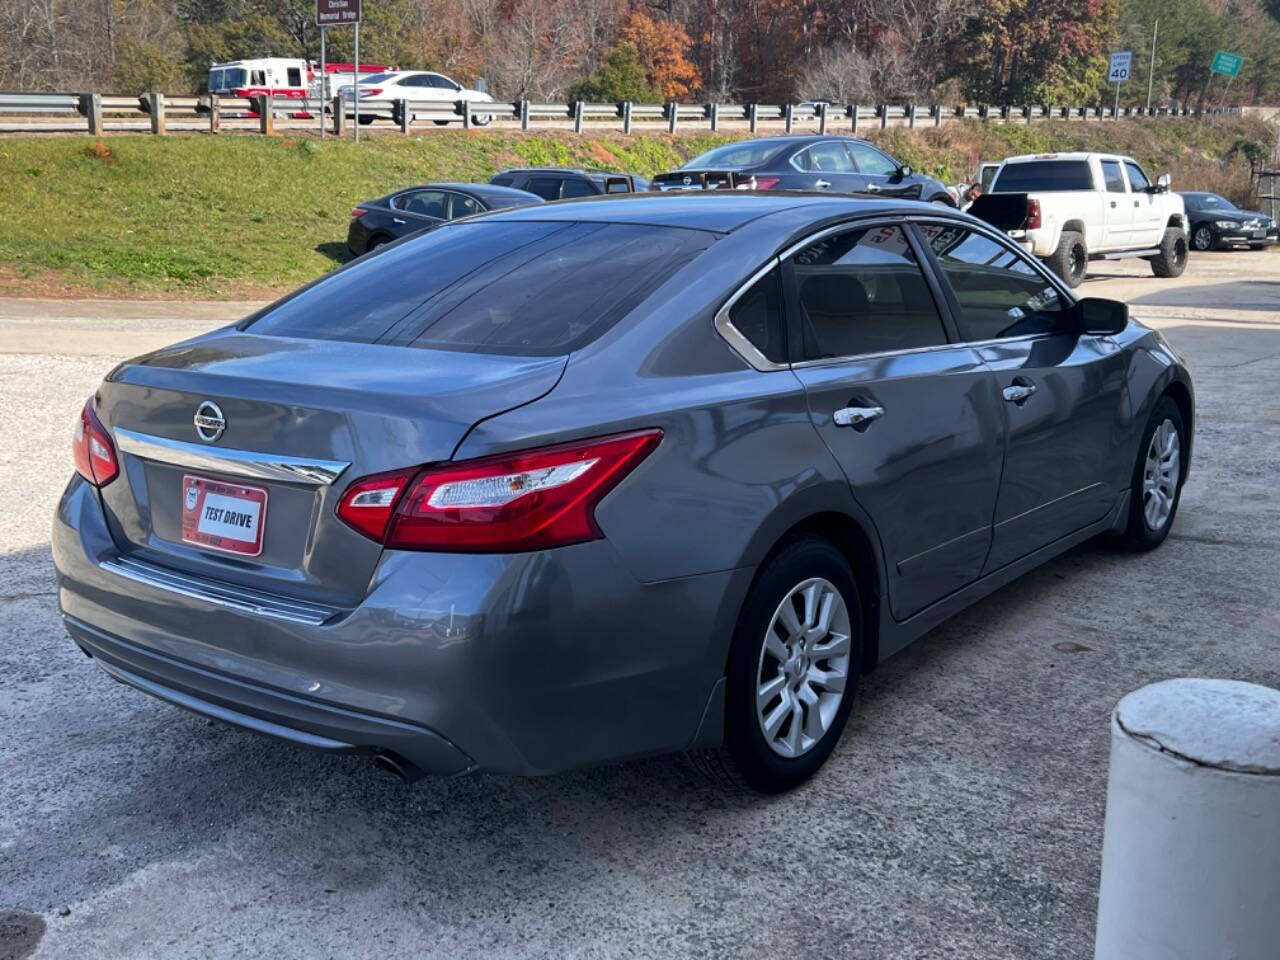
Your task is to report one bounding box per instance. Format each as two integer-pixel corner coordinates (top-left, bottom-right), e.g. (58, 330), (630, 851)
(206, 57), (395, 115)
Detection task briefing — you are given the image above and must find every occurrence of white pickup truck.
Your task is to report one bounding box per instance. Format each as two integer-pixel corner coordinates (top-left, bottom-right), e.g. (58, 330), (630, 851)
(970, 152), (1188, 287)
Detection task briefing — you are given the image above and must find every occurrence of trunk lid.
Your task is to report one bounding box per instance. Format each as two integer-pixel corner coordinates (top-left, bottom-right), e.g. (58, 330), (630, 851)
(96, 330), (566, 606)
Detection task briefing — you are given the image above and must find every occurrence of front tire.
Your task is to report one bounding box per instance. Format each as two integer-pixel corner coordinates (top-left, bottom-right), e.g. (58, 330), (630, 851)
(1150, 227), (1188, 278)
(1191, 225), (1215, 251)
(1046, 230), (1088, 287)
(689, 537), (863, 793)
(1119, 396), (1186, 550)
(357, 114), (376, 126)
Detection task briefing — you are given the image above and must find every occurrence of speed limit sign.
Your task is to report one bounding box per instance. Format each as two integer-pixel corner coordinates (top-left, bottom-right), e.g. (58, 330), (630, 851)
(1109, 50), (1133, 84)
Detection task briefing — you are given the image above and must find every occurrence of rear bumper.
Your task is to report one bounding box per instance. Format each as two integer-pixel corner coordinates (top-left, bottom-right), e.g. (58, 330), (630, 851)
(53, 476), (740, 777)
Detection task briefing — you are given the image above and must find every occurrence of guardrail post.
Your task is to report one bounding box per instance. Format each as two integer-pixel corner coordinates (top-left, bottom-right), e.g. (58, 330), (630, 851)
(879, 105), (888, 129)
(573, 100), (583, 133)
(332, 95), (344, 136)
(256, 95), (274, 135)
(519, 99), (530, 130)
(1023, 105), (1032, 125)
(80, 93), (102, 135)
(784, 103), (794, 133)
(748, 102), (758, 133)
(462, 99), (472, 130)
(850, 103), (859, 131)
(905, 103), (915, 128)
(933, 104), (942, 127)
(146, 92), (165, 134)
(817, 102), (827, 134)
(709, 102), (718, 132)
(398, 98), (410, 134)
(666, 101), (678, 134)
(208, 94), (220, 134)
(621, 100), (632, 134)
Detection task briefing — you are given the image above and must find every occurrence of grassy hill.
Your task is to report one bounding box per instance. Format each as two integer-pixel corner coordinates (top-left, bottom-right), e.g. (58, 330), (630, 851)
(0, 116), (1272, 300)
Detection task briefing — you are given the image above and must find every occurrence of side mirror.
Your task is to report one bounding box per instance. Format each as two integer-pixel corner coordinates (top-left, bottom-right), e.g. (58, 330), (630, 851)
(895, 164), (913, 181)
(1154, 173), (1171, 193)
(1070, 297), (1128, 335)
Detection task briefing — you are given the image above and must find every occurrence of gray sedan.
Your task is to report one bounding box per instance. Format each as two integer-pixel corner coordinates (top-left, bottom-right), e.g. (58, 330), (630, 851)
(54, 194), (1193, 793)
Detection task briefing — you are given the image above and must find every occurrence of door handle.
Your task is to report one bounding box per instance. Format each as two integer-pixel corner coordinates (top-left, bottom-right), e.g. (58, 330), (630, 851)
(833, 405), (885, 427)
(392, 217), (406, 225)
(1133, 200), (1140, 208)
(1110, 200), (1117, 208)
(1003, 380), (1037, 404)
(815, 179), (832, 189)
(864, 183), (881, 193)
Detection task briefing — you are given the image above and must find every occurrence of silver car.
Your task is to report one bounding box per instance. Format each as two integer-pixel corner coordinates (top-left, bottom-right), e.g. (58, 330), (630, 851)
(53, 195), (1193, 793)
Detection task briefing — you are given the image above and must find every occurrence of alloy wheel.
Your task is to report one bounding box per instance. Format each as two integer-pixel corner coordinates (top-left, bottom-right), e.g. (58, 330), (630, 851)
(1069, 242), (1087, 282)
(1192, 226), (1213, 251)
(1143, 418), (1180, 531)
(755, 577), (852, 759)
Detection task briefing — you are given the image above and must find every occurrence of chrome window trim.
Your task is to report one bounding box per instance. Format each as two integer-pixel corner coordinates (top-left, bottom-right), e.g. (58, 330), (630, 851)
(114, 428), (350, 487)
(713, 256), (790, 372)
(100, 556), (338, 626)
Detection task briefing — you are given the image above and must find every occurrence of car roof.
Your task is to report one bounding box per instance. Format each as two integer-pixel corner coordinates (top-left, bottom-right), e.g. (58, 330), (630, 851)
(470, 192), (954, 233)
(496, 167), (633, 179)
(375, 183), (541, 204)
(702, 135), (873, 149)
(1001, 152), (1132, 163)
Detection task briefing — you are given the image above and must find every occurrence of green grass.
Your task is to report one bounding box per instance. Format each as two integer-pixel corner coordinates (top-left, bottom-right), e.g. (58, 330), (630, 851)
(0, 116), (1270, 299)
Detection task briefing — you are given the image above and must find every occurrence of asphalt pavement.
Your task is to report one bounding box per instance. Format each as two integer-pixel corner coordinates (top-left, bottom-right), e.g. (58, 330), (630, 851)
(2, 252), (1278, 959)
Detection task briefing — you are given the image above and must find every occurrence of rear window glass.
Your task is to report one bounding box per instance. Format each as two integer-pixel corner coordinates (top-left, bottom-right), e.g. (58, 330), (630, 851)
(490, 174), (516, 186)
(682, 141), (788, 169)
(244, 221), (714, 356)
(992, 160), (1094, 192)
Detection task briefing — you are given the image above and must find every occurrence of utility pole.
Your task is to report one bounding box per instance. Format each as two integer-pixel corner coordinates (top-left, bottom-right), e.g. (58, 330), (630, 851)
(1146, 19), (1158, 112)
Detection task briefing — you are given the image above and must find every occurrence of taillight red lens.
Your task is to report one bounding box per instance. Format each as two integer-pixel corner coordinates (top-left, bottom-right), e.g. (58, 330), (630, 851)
(336, 429), (662, 552)
(72, 398), (119, 487)
(350, 207), (368, 220)
(752, 176), (781, 190)
(1026, 198), (1042, 230)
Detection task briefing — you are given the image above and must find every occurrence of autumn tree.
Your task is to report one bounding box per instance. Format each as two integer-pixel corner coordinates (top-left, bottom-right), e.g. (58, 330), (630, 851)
(568, 41), (659, 100)
(619, 8), (697, 100)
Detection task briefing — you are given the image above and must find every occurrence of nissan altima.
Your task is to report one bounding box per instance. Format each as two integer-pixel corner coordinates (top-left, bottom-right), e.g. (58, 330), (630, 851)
(53, 194), (1193, 793)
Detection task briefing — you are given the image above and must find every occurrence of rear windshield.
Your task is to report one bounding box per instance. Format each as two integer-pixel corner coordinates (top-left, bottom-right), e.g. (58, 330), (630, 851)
(992, 160), (1095, 192)
(244, 221), (714, 356)
(681, 141), (788, 170)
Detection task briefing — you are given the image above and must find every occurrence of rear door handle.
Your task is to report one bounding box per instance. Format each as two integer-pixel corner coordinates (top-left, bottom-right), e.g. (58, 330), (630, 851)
(1110, 200), (1117, 208)
(1133, 200), (1140, 208)
(815, 179), (832, 189)
(833, 405), (885, 427)
(392, 217), (406, 225)
(1003, 380), (1037, 403)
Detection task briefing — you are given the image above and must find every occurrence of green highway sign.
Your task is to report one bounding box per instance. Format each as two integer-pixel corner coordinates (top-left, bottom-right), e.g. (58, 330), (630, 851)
(1211, 51), (1243, 77)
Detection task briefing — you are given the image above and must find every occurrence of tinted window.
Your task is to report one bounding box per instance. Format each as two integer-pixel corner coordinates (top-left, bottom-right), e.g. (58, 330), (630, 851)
(925, 226), (1066, 341)
(450, 193), (483, 218)
(246, 222), (714, 356)
(525, 177), (564, 200)
(360, 73), (395, 84)
(682, 141), (789, 169)
(1187, 193), (1231, 211)
(428, 74), (457, 89)
(402, 74), (430, 87)
(395, 190), (447, 218)
(1101, 160), (1127, 193)
(1124, 161), (1151, 191)
(791, 225), (947, 359)
(992, 161), (1094, 192)
(561, 178), (597, 198)
(604, 178), (631, 193)
(805, 142), (856, 173)
(727, 266), (786, 364)
(490, 174), (516, 187)
(287, 67), (302, 87)
(847, 142), (898, 177)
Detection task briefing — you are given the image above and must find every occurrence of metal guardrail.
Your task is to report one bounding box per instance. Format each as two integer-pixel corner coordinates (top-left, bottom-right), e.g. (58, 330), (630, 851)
(0, 90), (1249, 136)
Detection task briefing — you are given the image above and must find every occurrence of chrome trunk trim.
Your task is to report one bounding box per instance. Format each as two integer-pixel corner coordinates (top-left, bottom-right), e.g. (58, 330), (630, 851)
(100, 555), (339, 626)
(113, 428), (350, 487)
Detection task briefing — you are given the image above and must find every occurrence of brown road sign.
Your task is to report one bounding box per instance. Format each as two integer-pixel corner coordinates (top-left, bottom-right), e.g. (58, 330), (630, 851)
(316, 0), (360, 26)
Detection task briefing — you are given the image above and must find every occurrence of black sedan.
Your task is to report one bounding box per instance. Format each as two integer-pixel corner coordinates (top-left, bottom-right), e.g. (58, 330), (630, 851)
(1181, 191), (1278, 251)
(650, 135), (952, 204)
(490, 167), (649, 199)
(346, 182), (542, 255)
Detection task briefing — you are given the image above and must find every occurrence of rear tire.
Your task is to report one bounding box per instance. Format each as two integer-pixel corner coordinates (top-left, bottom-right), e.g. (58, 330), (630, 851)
(1150, 227), (1188, 278)
(357, 114), (375, 126)
(689, 537), (863, 794)
(1046, 230), (1088, 287)
(433, 119), (450, 126)
(1119, 396), (1186, 551)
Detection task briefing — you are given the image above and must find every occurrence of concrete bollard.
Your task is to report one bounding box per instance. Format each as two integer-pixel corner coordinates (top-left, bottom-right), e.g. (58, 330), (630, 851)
(1094, 679), (1280, 960)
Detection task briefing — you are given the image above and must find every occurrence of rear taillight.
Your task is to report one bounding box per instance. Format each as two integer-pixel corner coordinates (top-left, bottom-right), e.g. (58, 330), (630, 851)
(358, 88), (382, 97)
(336, 429), (662, 552)
(72, 397), (119, 487)
(751, 176), (780, 190)
(350, 207), (369, 220)
(1026, 198), (1042, 230)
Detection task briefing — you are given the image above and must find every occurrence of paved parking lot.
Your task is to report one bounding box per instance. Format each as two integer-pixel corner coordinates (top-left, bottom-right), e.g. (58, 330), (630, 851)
(2, 252), (1278, 959)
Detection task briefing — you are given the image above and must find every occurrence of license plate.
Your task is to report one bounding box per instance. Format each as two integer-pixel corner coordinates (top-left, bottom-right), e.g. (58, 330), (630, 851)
(180, 474), (268, 557)
(1253, 229), (1266, 238)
